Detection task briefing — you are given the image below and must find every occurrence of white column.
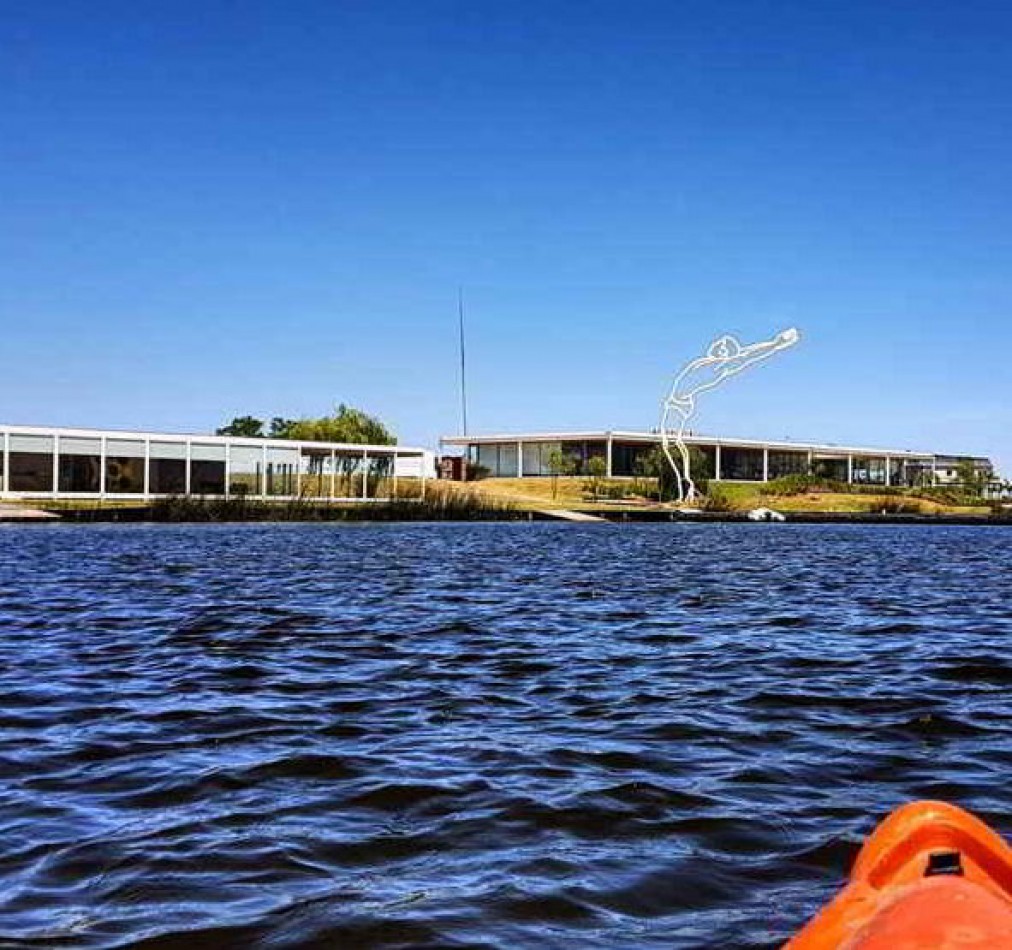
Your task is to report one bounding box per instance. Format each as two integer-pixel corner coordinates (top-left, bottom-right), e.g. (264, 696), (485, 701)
(606, 434), (613, 478)
(516, 440), (524, 478)
(807, 450), (814, 475)
(714, 443), (722, 481)
(931, 457), (938, 485)
(52, 433), (60, 497)
(100, 436), (108, 498)
(362, 450), (369, 500)
(762, 446), (769, 482)
(185, 440), (192, 495)
(261, 444), (268, 499)
(847, 454), (854, 484)
(223, 440), (230, 498)
(295, 444), (302, 498)
(330, 450), (337, 500)
(392, 451), (399, 499)
(885, 456), (892, 487)
(144, 439), (151, 498)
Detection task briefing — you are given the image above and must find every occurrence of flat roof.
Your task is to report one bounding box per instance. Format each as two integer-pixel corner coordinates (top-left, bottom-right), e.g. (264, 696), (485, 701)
(440, 430), (944, 459)
(0, 423), (428, 455)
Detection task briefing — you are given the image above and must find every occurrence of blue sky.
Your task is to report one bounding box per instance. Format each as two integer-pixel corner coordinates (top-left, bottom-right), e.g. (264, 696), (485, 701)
(2, 1), (1011, 469)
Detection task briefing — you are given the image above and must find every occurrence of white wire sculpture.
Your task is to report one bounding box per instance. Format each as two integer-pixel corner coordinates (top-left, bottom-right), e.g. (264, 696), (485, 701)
(661, 327), (800, 502)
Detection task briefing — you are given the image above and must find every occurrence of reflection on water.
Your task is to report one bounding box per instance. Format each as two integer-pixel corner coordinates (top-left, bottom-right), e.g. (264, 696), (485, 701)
(1, 523), (1011, 948)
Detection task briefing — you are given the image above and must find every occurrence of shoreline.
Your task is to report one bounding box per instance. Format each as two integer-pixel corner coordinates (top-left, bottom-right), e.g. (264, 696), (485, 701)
(4, 502), (1011, 526)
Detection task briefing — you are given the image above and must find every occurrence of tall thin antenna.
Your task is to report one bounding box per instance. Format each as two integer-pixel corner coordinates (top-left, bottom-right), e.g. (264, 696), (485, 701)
(457, 286), (468, 436)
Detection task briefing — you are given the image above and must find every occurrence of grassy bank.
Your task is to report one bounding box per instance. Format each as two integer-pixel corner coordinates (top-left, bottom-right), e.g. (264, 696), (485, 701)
(33, 483), (519, 522)
(462, 476), (995, 517)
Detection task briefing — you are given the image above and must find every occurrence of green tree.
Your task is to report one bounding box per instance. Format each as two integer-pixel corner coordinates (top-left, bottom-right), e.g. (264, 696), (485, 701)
(687, 445), (712, 498)
(584, 455), (608, 501)
(284, 404), (396, 445)
(633, 446), (680, 501)
(270, 417), (297, 439)
(546, 449), (577, 500)
(955, 458), (984, 497)
(216, 415), (265, 437)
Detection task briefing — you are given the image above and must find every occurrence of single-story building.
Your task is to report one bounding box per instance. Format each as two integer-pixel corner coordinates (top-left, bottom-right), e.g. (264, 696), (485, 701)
(0, 424), (435, 500)
(441, 430), (995, 488)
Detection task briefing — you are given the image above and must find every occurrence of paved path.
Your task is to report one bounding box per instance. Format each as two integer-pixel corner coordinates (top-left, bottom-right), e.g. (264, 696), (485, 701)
(538, 508), (606, 522)
(0, 505), (60, 521)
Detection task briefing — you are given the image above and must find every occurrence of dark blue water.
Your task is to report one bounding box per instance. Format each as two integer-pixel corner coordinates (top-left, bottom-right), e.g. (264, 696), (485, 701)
(1, 523), (1011, 948)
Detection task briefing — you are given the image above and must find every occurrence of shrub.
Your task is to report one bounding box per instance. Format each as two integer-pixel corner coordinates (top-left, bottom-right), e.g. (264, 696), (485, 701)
(700, 485), (737, 512)
(867, 497), (925, 515)
(582, 456), (608, 501)
(465, 463), (490, 481)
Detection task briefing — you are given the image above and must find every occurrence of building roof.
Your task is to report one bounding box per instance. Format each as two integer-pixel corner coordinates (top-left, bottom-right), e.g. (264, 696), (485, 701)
(0, 423), (428, 456)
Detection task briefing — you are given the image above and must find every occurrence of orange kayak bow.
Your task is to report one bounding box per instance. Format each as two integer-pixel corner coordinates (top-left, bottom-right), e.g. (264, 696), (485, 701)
(788, 800), (1012, 949)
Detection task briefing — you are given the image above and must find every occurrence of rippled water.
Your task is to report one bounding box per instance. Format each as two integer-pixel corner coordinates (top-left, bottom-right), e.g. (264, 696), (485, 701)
(1, 523), (1011, 948)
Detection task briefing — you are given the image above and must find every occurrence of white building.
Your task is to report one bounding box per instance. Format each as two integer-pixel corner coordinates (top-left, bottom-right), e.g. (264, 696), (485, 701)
(0, 424), (434, 500)
(441, 430), (994, 488)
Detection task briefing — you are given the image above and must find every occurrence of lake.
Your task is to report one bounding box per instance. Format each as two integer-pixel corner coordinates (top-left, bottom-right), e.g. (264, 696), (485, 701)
(1, 523), (1011, 948)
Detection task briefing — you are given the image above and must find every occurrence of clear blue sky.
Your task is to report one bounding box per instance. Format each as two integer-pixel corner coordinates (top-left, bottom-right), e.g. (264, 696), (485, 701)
(2, 1), (1010, 469)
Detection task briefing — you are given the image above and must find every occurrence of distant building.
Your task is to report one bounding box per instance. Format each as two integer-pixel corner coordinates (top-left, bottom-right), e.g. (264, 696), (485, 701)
(0, 424), (434, 500)
(441, 430), (995, 488)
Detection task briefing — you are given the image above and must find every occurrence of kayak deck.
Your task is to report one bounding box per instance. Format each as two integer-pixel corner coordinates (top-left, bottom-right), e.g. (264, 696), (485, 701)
(788, 800), (1012, 948)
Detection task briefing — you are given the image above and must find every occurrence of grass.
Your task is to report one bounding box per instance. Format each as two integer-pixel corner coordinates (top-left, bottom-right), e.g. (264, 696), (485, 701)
(18, 482), (517, 522)
(462, 476), (990, 516)
(8, 477), (997, 520)
(458, 476), (659, 510)
(150, 483), (518, 521)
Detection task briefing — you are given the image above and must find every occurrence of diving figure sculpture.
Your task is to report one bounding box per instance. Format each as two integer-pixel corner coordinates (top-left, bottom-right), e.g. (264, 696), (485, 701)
(660, 328), (800, 502)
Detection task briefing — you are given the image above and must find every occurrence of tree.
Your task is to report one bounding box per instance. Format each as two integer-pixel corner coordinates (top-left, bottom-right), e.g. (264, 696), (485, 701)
(687, 445), (712, 498)
(956, 458), (984, 497)
(584, 455), (608, 501)
(218, 406), (396, 446)
(633, 446), (680, 502)
(284, 405), (396, 445)
(270, 417), (297, 439)
(216, 416), (265, 437)
(546, 449), (577, 500)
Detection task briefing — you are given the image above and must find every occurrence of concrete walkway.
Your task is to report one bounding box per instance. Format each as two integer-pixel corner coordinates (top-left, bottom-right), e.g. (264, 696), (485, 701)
(0, 504), (61, 522)
(539, 508), (606, 522)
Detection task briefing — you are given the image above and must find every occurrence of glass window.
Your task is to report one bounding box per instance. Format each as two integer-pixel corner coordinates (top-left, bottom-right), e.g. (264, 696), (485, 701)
(522, 442), (542, 476)
(299, 447), (332, 497)
(266, 445), (298, 496)
(58, 438), (102, 493)
(334, 450), (363, 496)
(151, 458), (186, 494)
(812, 457), (849, 482)
(768, 451), (809, 479)
(9, 435), (54, 492)
(61, 437), (102, 456)
(105, 439), (145, 493)
(190, 460), (225, 494)
(150, 441), (186, 460)
(229, 445), (264, 496)
(612, 443), (655, 478)
(721, 448), (764, 481)
(476, 443), (499, 475)
(688, 445), (716, 479)
(496, 443), (518, 478)
(186, 445), (225, 495)
(851, 457), (885, 485)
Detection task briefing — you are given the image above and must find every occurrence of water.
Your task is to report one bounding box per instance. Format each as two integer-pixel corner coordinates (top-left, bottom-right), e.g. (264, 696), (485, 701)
(1, 523), (1011, 948)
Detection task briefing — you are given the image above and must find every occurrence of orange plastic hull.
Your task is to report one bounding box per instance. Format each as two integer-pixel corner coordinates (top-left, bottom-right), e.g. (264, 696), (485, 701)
(787, 801), (1012, 949)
